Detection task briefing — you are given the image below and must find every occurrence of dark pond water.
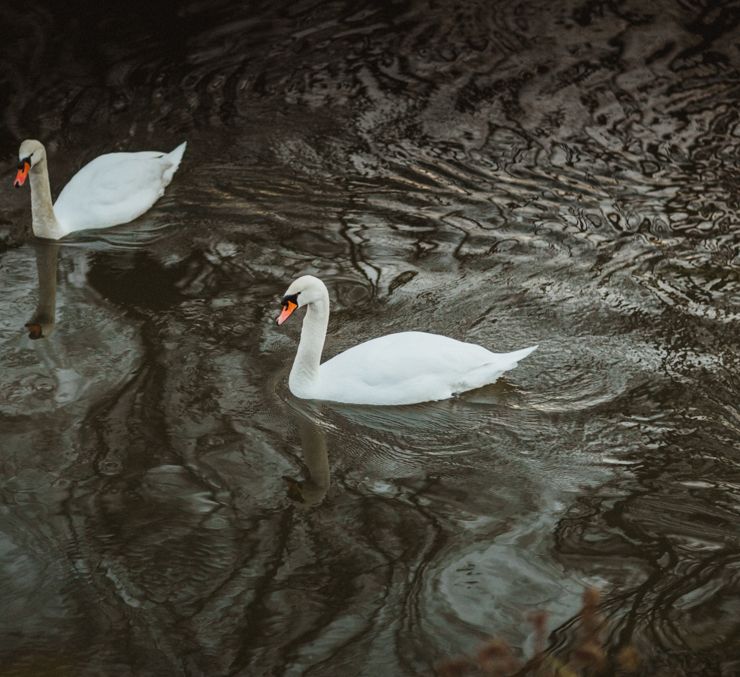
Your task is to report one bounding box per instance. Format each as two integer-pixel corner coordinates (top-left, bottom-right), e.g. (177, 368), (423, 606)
(0, 1), (739, 675)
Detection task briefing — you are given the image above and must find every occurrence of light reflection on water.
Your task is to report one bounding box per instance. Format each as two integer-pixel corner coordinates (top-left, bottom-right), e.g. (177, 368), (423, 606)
(0, 0), (739, 675)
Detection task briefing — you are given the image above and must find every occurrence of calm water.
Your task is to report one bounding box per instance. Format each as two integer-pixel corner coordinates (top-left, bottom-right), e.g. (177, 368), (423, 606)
(0, 1), (739, 675)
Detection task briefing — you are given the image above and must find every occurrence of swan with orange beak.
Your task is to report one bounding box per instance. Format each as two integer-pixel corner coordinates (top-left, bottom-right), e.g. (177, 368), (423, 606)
(275, 275), (537, 405)
(13, 138), (186, 240)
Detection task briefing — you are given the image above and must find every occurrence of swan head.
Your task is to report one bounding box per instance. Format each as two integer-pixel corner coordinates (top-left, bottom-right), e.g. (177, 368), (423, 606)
(276, 275), (327, 325)
(14, 139), (46, 188)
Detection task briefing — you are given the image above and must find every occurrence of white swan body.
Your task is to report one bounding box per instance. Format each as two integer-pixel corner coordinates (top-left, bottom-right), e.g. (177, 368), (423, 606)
(15, 139), (186, 239)
(276, 275), (537, 405)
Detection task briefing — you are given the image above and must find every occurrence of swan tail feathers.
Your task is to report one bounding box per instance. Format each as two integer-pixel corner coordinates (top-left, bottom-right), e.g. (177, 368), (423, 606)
(503, 344), (538, 363)
(454, 344), (538, 394)
(168, 141), (187, 167)
(162, 142), (187, 183)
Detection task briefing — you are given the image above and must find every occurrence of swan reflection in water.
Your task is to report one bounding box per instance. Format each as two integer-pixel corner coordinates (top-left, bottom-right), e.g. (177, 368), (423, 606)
(25, 241), (59, 340)
(284, 402), (331, 508)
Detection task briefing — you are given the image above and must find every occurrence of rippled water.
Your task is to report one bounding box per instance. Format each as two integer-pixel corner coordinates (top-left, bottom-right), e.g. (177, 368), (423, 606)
(0, 1), (739, 675)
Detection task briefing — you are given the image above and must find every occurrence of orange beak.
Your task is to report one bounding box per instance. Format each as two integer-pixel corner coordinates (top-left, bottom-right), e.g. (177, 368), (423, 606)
(276, 300), (297, 325)
(14, 161), (30, 188)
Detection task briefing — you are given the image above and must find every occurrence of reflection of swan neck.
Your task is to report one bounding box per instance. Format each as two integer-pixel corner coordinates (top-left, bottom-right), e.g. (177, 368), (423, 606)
(27, 243), (59, 338)
(289, 294), (330, 397)
(297, 415), (330, 506)
(29, 159), (63, 239)
(299, 418), (329, 490)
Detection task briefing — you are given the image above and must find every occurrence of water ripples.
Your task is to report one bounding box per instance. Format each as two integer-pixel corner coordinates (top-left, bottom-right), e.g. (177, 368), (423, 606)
(0, 0), (739, 675)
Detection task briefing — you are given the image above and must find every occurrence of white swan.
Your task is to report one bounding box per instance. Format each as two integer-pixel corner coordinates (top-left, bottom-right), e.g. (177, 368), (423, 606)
(14, 139), (186, 240)
(276, 275), (537, 405)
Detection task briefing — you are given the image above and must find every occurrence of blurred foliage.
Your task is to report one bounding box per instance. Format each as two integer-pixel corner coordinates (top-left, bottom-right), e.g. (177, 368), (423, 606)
(437, 588), (640, 677)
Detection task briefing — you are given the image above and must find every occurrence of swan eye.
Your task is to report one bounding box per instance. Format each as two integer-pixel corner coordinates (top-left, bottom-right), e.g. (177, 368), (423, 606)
(281, 293), (299, 308)
(17, 157), (31, 171)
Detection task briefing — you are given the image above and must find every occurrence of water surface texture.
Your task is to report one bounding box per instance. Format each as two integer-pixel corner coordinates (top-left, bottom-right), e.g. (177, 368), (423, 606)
(1, 1), (739, 675)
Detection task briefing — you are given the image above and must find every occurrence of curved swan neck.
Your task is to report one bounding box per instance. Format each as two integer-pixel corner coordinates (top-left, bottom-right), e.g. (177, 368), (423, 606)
(29, 158), (63, 239)
(289, 292), (330, 396)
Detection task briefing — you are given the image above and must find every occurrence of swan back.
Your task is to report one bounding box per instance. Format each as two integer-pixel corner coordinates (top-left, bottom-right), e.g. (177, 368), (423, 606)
(318, 332), (536, 405)
(53, 143), (187, 235)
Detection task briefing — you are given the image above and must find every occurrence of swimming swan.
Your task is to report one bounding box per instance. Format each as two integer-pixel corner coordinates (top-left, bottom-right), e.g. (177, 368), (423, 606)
(276, 275), (537, 405)
(14, 139), (186, 240)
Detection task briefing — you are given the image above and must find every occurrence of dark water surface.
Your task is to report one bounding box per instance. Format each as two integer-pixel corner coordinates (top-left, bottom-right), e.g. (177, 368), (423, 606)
(1, 1), (739, 675)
